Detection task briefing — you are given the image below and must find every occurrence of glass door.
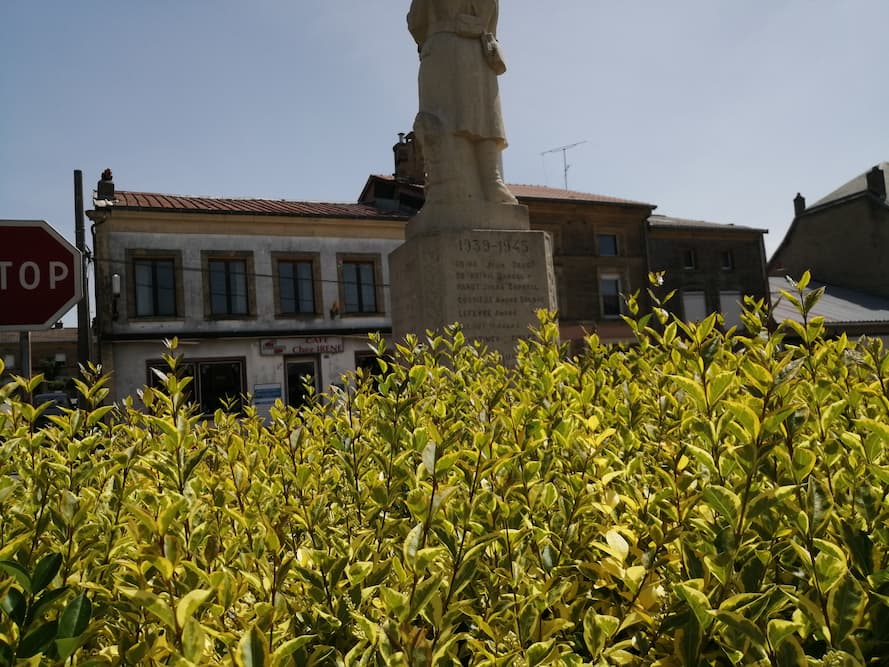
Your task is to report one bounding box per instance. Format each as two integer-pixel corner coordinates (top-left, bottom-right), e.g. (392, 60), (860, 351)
(285, 357), (319, 408)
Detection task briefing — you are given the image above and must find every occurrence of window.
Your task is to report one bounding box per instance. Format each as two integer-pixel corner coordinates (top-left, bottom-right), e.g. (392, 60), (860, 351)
(354, 351), (392, 384)
(127, 251), (181, 318)
(720, 291), (743, 329)
(597, 234), (619, 257)
(203, 252), (254, 318)
(146, 357), (245, 414)
(600, 274), (623, 317)
(682, 248), (697, 270)
(721, 250), (735, 270)
(339, 255), (380, 314)
(199, 360), (245, 413)
(682, 291), (708, 322)
(273, 254), (319, 316)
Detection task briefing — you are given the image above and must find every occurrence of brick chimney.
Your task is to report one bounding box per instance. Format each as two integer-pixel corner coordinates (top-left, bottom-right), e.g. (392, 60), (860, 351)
(793, 192), (806, 217)
(866, 165), (886, 201)
(96, 168), (115, 201)
(393, 132), (425, 185)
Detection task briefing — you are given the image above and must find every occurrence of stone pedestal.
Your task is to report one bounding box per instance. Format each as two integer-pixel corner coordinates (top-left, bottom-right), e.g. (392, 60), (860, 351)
(389, 204), (556, 365)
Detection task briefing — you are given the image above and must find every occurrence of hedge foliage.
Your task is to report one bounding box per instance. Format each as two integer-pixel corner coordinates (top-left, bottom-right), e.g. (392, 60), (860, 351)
(1, 273), (889, 666)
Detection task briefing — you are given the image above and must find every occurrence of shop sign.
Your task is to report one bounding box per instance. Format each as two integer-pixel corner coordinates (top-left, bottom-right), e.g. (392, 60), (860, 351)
(260, 336), (344, 356)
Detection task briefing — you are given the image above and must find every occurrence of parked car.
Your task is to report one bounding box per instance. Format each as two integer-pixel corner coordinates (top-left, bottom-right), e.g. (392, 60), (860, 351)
(33, 392), (73, 426)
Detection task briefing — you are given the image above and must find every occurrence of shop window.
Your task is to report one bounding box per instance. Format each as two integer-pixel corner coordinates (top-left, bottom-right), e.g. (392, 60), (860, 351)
(146, 357), (245, 414)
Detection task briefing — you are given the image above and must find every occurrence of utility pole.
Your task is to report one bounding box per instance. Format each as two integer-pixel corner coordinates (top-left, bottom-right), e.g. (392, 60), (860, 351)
(74, 170), (91, 367)
(541, 141), (587, 190)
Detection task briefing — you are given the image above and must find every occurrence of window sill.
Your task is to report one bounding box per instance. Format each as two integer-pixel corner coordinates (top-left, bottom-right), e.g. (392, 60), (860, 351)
(205, 314), (256, 321)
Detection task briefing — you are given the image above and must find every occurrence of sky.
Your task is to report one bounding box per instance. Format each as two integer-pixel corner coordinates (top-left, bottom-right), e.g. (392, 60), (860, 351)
(2, 1), (888, 325)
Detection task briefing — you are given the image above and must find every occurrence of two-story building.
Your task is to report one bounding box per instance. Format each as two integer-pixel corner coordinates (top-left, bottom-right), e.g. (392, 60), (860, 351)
(768, 162), (889, 338)
(88, 186), (405, 412)
(88, 139), (771, 406)
(770, 163), (889, 296)
(646, 214), (769, 328)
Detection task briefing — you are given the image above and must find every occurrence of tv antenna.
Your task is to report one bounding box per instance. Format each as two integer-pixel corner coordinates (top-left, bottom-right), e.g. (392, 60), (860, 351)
(541, 140), (587, 189)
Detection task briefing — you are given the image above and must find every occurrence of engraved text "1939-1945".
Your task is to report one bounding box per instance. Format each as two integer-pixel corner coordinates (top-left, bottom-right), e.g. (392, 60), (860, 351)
(457, 238), (530, 254)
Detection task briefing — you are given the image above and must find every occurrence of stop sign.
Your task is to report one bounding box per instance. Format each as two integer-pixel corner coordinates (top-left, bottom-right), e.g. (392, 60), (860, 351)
(0, 220), (83, 330)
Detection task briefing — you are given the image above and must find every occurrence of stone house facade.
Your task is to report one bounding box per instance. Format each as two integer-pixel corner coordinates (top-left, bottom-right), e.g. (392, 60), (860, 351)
(88, 189), (405, 413)
(769, 163), (889, 297)
(646, 215), (769, 328)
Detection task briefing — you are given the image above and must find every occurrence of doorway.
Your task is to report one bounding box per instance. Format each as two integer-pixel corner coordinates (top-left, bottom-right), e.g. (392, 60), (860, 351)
(285, 357), (319, 408)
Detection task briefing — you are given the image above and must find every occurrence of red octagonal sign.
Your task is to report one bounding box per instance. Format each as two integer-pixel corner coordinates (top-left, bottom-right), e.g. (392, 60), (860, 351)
(0, 220), (83, 331)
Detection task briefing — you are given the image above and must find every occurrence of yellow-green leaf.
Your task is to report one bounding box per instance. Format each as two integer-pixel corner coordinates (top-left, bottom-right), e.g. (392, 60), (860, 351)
(181, 617), (206, 663)
(605, 529), (629, 564)
(703, 485), (741, 524)
(175, 589), (214, 628)
(583, 610), (619, 657)
(827, 574), (867, 640)
(675, 583), (714, 630)
(767, 619), (800, 650)
(236, 625), (268, 667)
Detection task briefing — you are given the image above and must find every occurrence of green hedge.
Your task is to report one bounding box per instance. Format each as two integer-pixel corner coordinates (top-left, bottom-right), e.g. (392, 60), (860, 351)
(1, 274), (888, 666)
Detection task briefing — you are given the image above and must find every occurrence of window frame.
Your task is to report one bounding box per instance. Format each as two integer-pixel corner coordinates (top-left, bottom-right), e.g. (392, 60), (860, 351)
(599, 272), (624, 319)
(338, 253), (383, 315)
(721, 249), (735, 271)
(682, 290), (709, 322)
(681, 248), (697, 270)
(272, 252), (321, 318)
(719, 290), (744, 329)
(126, 249), (183, 320)
(596, 233), (620, 257)
(146, 356), (246, 415)
(202, 251), (255, 319)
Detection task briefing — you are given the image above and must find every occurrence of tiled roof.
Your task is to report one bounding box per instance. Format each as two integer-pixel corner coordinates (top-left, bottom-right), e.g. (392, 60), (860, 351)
(367, 174), (653, 207)
(649, 214), (767, 233)
(99, 191), (408, 219)
(812, 162), (889, 208)
(506, 184), (653, 207)
(769, 276), (889, 325)
(0, 328), (79, 344)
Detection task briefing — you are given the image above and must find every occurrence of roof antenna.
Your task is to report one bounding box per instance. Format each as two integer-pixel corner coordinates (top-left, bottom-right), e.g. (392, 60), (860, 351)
(541, 141), (587, 189)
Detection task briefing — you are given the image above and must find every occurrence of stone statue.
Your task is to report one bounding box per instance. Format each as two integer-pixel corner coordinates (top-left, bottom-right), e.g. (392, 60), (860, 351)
(408, 0), (517, 206)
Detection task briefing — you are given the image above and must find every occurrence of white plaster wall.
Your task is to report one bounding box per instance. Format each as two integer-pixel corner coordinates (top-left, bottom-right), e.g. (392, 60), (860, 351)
(106, 230), (402, 336)
(109, 335), (384, 405)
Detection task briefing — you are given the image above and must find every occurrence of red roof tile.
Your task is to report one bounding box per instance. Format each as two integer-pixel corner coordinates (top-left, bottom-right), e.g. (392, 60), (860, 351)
(507, 183), (652, 206)
(107, 191), (408, 219)
(368, 174), (652, 207)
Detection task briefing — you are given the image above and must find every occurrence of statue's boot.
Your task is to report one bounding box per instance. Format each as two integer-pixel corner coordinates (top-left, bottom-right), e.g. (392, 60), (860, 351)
(477, 140), (517, 204)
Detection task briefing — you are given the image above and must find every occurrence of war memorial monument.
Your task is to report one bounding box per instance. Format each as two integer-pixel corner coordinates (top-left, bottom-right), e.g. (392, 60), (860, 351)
(390, 0), (557, 364)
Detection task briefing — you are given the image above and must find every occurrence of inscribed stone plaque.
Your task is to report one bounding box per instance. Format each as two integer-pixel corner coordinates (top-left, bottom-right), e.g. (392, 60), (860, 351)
(390, 228), (556, 365)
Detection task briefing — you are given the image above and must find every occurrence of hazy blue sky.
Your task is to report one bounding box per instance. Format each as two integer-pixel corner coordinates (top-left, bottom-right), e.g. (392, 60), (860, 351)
(3, 1), (887, 319)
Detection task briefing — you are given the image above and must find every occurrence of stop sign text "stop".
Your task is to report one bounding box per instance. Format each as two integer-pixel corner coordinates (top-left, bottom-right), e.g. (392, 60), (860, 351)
(0, 260), (71, 291)
(0, 220), (83, 330)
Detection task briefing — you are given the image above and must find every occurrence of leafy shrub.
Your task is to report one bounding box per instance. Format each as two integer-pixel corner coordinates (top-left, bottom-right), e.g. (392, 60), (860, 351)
(1, 273), (888, 666)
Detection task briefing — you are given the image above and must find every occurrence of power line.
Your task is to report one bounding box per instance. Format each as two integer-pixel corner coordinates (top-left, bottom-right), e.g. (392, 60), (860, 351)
(87, 255), (397, 290)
